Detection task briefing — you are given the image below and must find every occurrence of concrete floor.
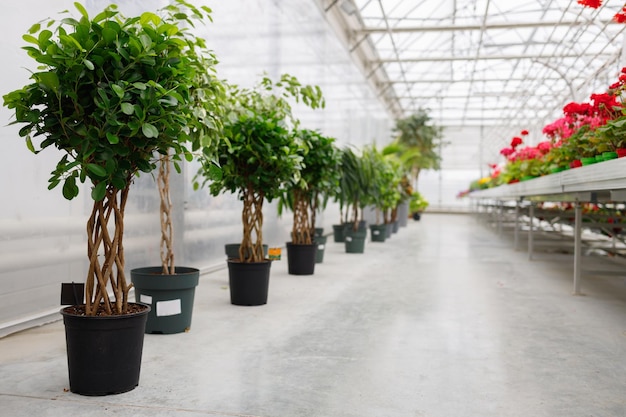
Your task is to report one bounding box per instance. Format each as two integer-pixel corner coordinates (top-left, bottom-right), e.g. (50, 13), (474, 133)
(2, 213), (626, 417)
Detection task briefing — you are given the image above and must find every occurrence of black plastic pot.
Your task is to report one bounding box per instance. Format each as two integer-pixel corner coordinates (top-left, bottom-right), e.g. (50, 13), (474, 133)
(286, 242), (317, 275)
(413, 212), (421, 221)
(345, 228), (367, 253)
(315, 235), (328, 263)
(60, 303), (150, 396)
(227, 259), (271, 306)
(130, 266), (199, 334)
(225, 243), (268, 260)
(369, 224), (387, 242)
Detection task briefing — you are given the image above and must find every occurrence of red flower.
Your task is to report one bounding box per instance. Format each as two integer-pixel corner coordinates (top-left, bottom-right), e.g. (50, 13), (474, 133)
(614, 11), (626, 23)
(577, 0), (602, 8)
(500, 147), (514, 157)
(520, 129), (529, 136)
(510, 136), (523, 148)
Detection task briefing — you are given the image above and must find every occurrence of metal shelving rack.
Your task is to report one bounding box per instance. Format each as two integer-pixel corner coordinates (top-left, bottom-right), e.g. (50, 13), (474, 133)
(469, 158), (626, 295)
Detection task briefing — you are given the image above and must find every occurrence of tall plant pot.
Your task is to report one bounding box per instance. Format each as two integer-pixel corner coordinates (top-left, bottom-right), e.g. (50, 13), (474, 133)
(315, 235), (328, 263)
(60, 303), (150, 396)
(392, 220), (399, 234)
(369, 224), (387, 242)
(228, 259), (271, 306)
(345, 228), (367, 253)
(332, 224), (347, 242)
(225, 243), (268, 260)
(286, 242), (317, 275)
(130, 266), (199, 334)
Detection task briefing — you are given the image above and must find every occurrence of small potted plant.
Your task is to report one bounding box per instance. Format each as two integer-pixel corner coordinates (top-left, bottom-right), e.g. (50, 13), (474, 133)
(3, 1), (220, 394)
(195, 74), (324, 305)
(279, 129), (340, 273)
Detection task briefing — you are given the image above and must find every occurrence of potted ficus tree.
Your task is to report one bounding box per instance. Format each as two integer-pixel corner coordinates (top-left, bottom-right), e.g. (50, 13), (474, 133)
(279, 129), (340, 274)
(195, 74), (324, 305)
(3, 1), (220, 395)
(129, 10), (226, 334)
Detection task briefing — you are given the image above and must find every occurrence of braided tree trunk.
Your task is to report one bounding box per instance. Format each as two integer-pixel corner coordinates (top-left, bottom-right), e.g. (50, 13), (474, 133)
(391, 206), (398, 222)
(158, 155), (174, 275)
(241, 184), (265, 262)
(309, 191), (318, 235)
(85, 184), (133, 316)
(291, 188), (312, 244)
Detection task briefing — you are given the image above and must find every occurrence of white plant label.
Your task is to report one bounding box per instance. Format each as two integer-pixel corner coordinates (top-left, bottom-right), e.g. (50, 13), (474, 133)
(140, 294), (152, 305)
(157, 299), (182, 317)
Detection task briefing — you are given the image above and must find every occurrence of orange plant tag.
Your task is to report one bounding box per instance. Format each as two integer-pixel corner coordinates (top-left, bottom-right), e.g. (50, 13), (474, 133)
(268, 247), (281, 260)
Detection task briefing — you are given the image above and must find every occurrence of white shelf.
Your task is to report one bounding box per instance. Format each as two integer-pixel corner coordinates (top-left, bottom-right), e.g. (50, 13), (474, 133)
(470, 157), (626, 202)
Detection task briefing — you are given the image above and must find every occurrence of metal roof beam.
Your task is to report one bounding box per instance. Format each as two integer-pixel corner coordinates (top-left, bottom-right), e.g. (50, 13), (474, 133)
(375, 52), (612, 63)
(358, 20), (615, 34)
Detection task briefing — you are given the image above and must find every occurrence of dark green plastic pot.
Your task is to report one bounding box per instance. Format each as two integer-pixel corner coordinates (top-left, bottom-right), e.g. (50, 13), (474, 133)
(369, 224), (387, 242)
(315, 235), (328, 263)
(345, 228), (367, 253)
(131, 266), (199, 334)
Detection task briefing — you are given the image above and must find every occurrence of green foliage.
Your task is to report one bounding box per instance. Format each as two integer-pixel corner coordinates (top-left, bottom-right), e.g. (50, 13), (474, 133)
(594, 114), (626, 152)
(195, 74), (324, 202)
(409, 191), (429, 213)
(3, 0), (225, 200)
(392, 108), (443, 171)
(362, 146), (403, 223)
(277, 129), (341, 214)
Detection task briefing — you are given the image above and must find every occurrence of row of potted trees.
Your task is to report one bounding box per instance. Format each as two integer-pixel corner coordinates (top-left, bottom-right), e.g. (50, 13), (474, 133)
(0, 1), (334, 396)
(2, 1), (434, 397)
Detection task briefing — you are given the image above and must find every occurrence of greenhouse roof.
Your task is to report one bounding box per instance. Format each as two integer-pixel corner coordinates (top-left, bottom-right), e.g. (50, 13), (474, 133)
(319, 0), (626, 136)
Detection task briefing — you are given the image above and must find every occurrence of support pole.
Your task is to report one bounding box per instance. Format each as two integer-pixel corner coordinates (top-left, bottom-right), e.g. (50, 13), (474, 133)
(573, 202), (582, 295)
(514, 201), (520, 250)
(528, 204), (534, 260)
(497, 201), (503, 236)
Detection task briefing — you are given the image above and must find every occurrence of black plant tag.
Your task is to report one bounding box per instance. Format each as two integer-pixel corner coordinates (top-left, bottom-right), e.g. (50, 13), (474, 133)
(60, 283), (84, 305)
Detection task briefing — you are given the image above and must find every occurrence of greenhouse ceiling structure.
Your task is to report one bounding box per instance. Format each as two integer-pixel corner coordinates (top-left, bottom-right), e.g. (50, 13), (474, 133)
(317, 0), (626, 142)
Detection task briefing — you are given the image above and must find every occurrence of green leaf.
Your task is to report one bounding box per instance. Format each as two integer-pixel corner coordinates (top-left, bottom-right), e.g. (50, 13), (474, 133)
(106, 132), (119, 144)
(83, 59), (94, 70)
(25, 137), (36, 153)
(74, 2), (89, 19)
(111, 83), (124, 98)
(142, 123), (158, 138)
(35, 72), (59, 93)
(27, 23), (41, 34)
(208, 163), (222, 180)
(121, 102), (134, 115)
(22, 34), (39, 45)
(87, 163), (107, 177)
(91, 182), (106, 201)
(102, 27), (117, 44)
(62, 176), (78, 200)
